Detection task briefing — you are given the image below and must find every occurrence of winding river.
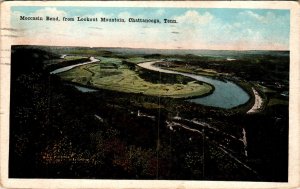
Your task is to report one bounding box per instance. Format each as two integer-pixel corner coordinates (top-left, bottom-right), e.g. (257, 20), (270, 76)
(50, 57), (99, 74)
(51, 57), (250, 109)
(138, 61), (250, 109)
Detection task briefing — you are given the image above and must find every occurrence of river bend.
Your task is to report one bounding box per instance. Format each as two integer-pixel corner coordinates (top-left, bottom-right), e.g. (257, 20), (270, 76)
(51, 57), (250, 109)
(138, 61), (250, 109)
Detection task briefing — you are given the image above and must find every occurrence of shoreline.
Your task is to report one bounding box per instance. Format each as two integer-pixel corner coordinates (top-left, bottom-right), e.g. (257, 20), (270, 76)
(54, 59), (215, 99)
(138, 60), (250, 109)
(247, 87), (263, 114)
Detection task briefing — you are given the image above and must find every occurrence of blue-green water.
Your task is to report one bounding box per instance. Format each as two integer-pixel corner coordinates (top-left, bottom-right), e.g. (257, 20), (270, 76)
(138, 61), (250, 109)
(184, 73), (250, 109)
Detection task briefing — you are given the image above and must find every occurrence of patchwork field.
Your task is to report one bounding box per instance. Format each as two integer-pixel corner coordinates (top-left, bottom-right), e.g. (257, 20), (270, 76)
(58, 60), (213, 98)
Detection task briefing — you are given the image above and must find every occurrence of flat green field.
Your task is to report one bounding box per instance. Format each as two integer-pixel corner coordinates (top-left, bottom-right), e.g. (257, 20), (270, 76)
(58, 62), (213, 98)
(167, 67), (219, 77)
(64, 55), (87, 60)
(125, 57), (156, 64)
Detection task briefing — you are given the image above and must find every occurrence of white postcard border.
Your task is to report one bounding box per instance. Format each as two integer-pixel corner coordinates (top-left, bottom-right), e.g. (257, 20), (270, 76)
(1, 1), (299, 189)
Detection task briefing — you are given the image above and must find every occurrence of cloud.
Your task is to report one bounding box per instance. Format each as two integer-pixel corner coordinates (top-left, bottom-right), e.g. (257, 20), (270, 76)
(118, 11), (132, 19)
(240, 10), (266, 22)
(11, 11), (23, 21)
(89, 27), (103, 30)
(11, 7), (289, 50)
(155, 9), (165, 16)
(174, 11), (214, 24)
(239, 10), (287, 24)
(31, 7), (67, 18)
(12, 8), (72, 37)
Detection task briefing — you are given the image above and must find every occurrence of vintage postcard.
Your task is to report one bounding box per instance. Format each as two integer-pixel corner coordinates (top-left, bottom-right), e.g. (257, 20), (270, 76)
(0, 1), (299, 188)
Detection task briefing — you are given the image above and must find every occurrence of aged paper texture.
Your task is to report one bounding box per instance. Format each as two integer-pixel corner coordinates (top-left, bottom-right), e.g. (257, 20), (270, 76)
(1, 1), (300, 188)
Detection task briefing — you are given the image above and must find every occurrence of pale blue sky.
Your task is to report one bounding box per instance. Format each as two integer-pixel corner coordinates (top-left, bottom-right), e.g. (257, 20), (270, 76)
(11, 6), (290, 50)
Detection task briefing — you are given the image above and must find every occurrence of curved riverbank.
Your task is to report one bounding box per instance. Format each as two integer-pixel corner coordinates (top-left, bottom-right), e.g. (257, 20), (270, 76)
(53, 57), (251, 110)
(247, 87), (263, 114)
(50, 57), (100, 74)
(138, 61), (250, 109)
(56, 59), (213, 99)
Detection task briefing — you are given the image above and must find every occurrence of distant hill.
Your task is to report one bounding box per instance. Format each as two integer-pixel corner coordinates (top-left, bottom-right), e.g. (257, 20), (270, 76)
(13, 45), (289, 58)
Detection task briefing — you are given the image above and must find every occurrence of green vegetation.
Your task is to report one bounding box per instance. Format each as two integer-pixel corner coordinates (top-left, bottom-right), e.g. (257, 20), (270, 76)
(167, 66), (219, 77)
(162, 53), (289, 83)
(64, 55), (87, 60)
(96, 56), (123, 64)
(58, 62), (213, 98)
(268, 98), (289, 106)
(125, 57), (155, 64)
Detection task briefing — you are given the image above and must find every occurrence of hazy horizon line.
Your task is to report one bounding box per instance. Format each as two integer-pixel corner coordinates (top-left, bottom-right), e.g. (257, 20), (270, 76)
(13, 45), (290, 52)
